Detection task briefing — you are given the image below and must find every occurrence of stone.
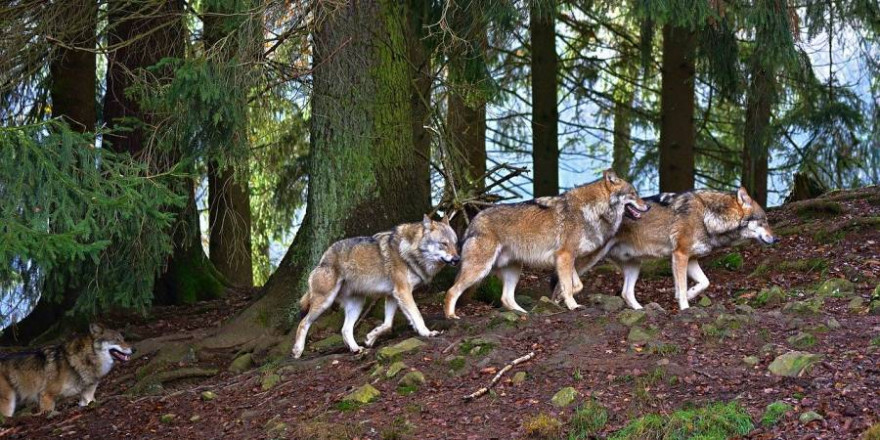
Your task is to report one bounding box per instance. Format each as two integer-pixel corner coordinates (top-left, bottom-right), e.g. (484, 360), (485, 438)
(826, 317), (842, 330)
(200, 391), (216, 401)
(385, 361), (408, 379)
(627, 326), (657, 344)
(190, 415), (201, 422)
(873, 283), (880, 302)
(261, 373), (281, 391)
(491, 311), (522, 325)
(799, 411), (824, 424)
(617, 309), (646, 327)
(644, 302), (666, 317)
(511, 371), (527, 385)
(398, 371), (426, 388)
(783, 298), (824, 315)
(531, 296), (565, 315)
(228, 353), (253, 373)
(515, 295), (536, 310)
(376, 338), (426, 362)
(815, 278), (855, 297)
(312, 334), (344, 351)
(698, 296), (712, 307)
(550, 386), (579, 408)
(870, 300), (880, 316)
(342, 384), (381, 404)
(743, 355), (760, 366)
(676, 307), (709, 322)
(753, 286), (787, 307)
(768, 351), (823, 377)
(160, 414), (176, 424)
(847, 297), (865, 310)
(787, 332), (817, 349)
(590, 295), (625, 312)
(735, 304), (755, 315)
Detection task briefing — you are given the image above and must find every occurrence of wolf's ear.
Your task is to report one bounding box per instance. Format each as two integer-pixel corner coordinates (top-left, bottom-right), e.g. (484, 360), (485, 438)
(89, 323), (104, 336)
(422, 214), (433, 230)
(603, 169), (620, 185)
(737, 187), (753, 209)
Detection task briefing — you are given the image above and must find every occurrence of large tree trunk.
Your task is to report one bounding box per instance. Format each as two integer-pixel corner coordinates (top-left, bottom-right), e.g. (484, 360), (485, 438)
(104, 0), (225, 304)
(202, 0), (429, 348)
(204, 0), (256, 287)
(530, 0), (559, 197)
(611, 51), (637, 180)
(741, 45), (775, 207)
(658, 25), (696, 193)
(5, 0), (98, 344)
(447, 90), (487, 191)
(405, 0), (434, 209)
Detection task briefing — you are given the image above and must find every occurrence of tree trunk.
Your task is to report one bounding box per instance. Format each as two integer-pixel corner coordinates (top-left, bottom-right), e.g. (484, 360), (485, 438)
(447, 91), (487, 191)
(204, 0), (256, 287)
(405, 0), (434, 209)
(658, 24), (696, 193)
(530, 0), (558, 197)
(202, 0), (429, 347)
(741, 47), (775, 207)
(4, 0), (98, 344)
(104, 0), (225, 304)
(611, 51), (637, 180)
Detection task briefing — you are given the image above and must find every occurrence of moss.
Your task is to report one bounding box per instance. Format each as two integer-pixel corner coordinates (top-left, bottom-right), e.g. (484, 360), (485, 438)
(753, 258), (827, 277)
(569, 399), (608, 438)
(335, 400), (361, 412)
(795, 200), (844, 219)
(774, 225), (801, 237)
(380, 416), (415, 440)
(709, 252), (744, 271)
(473, 276), (503, 306)
(761, 401), (792, 426)
(752, 286), (788, 307)
(863, 424), (880, 440)
(640, 258), (673, 279)
(397, 385), (418, 395)
(292, 417), (363, 440)
(610, 401), (753, 440)
(522, 413), (563, 439)
(647, 342), (681, 356)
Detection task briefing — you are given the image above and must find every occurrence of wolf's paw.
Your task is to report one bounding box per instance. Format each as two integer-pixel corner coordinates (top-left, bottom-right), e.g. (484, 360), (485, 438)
(364, 337), (377, 348)
(445, 313), (461, 320)
(422, 330), (441, 338)
(291, 346), (304, 359)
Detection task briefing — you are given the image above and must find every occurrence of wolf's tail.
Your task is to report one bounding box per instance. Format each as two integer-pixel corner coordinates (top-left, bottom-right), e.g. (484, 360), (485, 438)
(298, 291), (311, 318)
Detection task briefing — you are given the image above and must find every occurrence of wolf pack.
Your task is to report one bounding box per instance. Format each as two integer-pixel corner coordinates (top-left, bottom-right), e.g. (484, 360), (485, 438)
(0, 169), (777, 418)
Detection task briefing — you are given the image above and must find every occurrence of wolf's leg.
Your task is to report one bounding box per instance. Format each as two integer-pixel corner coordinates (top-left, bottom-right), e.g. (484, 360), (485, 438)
(395, 287), (438, 337)
(444, 237), (500, 319)
(38, 392), (57, 415)
(292, 270), (343, 359)
(672, 252), (690, 310)
(340, 294), (366, 353)
(365, 298), (398, 347)
(0, 377), (15, 417)
(497, 263), (527, 314)
(79, 383), (98, 406)
(686, 260), (710, 300)
(556, 251), (582, 310)
(620, 262), (643, 309)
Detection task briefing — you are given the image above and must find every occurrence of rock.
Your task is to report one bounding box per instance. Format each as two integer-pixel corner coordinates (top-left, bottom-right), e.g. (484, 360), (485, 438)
(398, 371), (426, 388)
(261, 373), (281, 391)
(228, 353), (253, 373)
(787, 332), (817, 349)
(376, 338), (426, 362)
(590, 295), (625, 312)
(847, 297), (865, 310)
(768, 351), (823, 377)
(826, 317), (842, 330)
(385, 361), (408, 379)
(644, 302), (666, 316)
(342, 384), (381, 404)
(190, 415), (201, 422)
(753, 286), (787, 307)
(446, 355), (466, 372)
(799, 411), (824, 424)
(617, 309), (646, 327)
(735, 304), (755, 315)
(743, 355), (759, 366)
(491, 310), (522, 326)
(676, 307), (709, 322)
(200, 391), (216, 401)
(761, 343), (781, 356)
(531, 296), (565, 315)
(515, 295), (536, 310)
(550, 386), (579, 408)
(873, 283), (880, 302)
(313, 310), (344, 332)
(870, 301), (880, 316)
(698, 296), (712, 307)
(511, 371), (527, 385)
(627, 326), (657, 344)
(312, 334), (344, 351)
(815, 278), (855, 297)
(783, 298), (824, 315)
(160, 414), (176, 424)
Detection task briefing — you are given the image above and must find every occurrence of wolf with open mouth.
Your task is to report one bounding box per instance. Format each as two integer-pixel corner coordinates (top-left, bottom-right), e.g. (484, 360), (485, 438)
(0, 323), (134, 417)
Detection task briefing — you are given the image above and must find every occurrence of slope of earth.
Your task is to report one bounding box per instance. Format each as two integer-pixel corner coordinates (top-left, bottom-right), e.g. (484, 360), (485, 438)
(3, 187), (880, 439)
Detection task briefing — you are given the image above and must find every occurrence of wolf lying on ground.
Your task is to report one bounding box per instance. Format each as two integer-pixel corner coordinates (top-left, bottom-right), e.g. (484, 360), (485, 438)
(443, 169), (649, 319)
(556, 187), (778, 311)
(0, 324), (133, 417)
(292, 215), (460, 359)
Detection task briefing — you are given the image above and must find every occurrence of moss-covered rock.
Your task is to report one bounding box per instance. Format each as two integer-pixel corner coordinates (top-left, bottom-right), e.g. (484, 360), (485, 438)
(743, 355), (759, 366)
(768, 351), (823, 377)
(531, 296), (565, 315)
(627, 326), (658, 344)
(342, 384), (381, 404)
(312, 334), (344, 351)
(787, 332), (817, 349)
(799, 411), (824, 424)
(815, 278), (855, 297)
(511, 371), (527, 385)
(783, 298), (824, 315)
(752, 286), (787, 307)
(550, 386), (579, 407)
(398, 370), (426, 388)
(617, 309), (646, 327)
(385, 361), (408, 379)
(376, 338), (426, 362)
(698, 296), (712, 307)
(228, 353), (253, 373)
(200, 391), (216, 401)
(261, 373), (281, 391)
(590, 294), (625, 312)
(710, 252), (744, 271)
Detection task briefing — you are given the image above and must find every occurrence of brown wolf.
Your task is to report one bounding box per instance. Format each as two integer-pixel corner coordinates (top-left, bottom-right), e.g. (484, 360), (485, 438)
(443, 170), (649, 319)
(292, 215), (460, 358)
(559, 187), (778, 310)
(0, 324), (133, 417)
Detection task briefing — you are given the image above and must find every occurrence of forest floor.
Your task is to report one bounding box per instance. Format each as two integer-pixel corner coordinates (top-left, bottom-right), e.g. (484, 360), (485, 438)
(3, 187), (880, 439)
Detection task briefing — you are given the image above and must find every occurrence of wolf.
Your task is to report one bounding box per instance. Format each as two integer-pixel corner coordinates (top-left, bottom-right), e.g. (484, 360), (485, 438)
(443, 169), (650, 319)
(558, 187), (778, 311)
(0, 324), (133, 417)
(292, 215), (460, 359)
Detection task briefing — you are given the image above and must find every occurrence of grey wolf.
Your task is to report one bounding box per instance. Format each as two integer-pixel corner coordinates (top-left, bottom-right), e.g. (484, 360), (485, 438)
(292, 215), (460, 358)
(443, 169), (649, 318)
(559, 187), (777, 310)
(0, 324), (133, 417)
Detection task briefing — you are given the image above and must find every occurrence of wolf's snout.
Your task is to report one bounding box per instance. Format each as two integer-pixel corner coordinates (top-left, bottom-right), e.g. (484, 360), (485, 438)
(761, 234), (778, 245)
(446, 255), (461, 266)
(624, 201), (649, 220)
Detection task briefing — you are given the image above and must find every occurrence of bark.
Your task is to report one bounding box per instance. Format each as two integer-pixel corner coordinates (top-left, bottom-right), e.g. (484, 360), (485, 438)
(405, 0), (434, 209)
(741, 43), (776, 207)
(204, 0), (257, 287)
(104, 0), (225, 304)
(447, 90), (487, 191)
(202, 0), (429, 347)
(5, 0), (98, 344)
(611, 52), (637, 180)
(530, 0), (559, 197)
(658, 25), (696, 193)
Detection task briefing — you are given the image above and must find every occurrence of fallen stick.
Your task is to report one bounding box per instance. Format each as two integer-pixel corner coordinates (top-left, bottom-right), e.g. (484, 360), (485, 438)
(463, 351), (535, 400)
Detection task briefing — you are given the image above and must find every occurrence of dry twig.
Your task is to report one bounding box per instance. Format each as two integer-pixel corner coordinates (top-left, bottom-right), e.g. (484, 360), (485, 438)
(463, 351), (535, 400)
